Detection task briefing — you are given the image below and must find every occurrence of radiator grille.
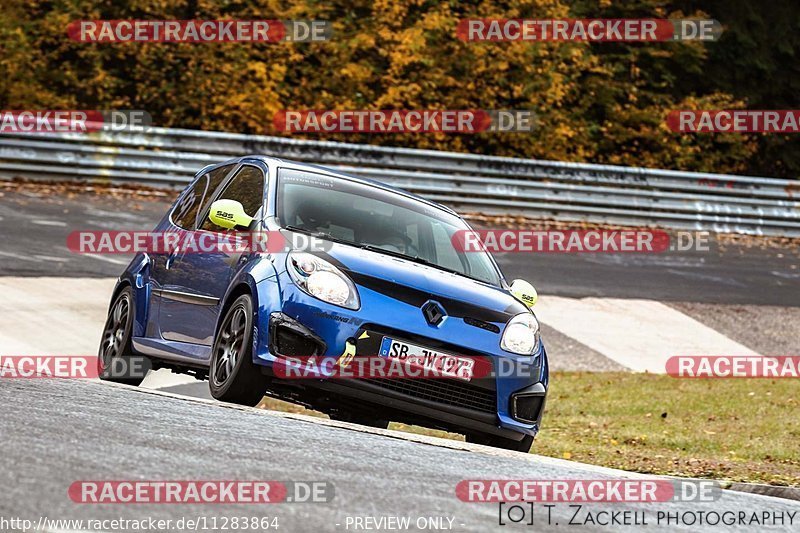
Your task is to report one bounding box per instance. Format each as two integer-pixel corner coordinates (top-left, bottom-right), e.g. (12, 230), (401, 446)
(363, 377), (496, 413)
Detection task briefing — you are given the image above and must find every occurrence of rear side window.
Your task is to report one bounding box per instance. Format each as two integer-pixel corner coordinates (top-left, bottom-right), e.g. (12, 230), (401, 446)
(199, 165), (265, 231)
(172, 164), (234, 229)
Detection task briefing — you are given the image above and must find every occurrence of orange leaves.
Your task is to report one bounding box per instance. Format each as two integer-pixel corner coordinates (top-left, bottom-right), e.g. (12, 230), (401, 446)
(0, 0), (756, 175)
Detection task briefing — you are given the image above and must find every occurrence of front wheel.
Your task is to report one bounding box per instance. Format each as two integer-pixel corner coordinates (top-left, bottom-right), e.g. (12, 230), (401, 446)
(209, 294), (269, 406)
(466, 432), (534, 452)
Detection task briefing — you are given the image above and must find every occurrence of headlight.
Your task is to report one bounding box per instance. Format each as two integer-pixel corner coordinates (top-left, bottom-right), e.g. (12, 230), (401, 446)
(501, 313), (540, 355)
(287, 252), (360, 310)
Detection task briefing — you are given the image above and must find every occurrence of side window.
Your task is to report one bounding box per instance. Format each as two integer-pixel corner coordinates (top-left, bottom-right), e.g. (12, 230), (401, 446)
(172, 164), (234, 229)
(200, 165), (265, 231)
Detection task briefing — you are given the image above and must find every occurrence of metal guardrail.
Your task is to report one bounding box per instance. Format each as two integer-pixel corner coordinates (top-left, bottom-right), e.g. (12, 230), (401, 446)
(1, 126), (798, 237)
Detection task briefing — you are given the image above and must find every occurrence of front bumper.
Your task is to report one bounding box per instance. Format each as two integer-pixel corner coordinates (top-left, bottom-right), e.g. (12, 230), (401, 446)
(254, 277), (549, 439)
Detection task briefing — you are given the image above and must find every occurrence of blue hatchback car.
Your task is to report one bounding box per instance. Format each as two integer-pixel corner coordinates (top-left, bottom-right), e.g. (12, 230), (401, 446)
(99, 156), (549, 451)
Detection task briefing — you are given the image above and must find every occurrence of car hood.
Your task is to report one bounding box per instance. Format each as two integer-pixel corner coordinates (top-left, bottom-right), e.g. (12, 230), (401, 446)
(319, 240), (527, 323)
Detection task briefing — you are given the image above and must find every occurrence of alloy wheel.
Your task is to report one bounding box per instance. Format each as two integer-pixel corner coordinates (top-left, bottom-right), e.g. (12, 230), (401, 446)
(213, 303), (247, 386)
(100, 293), (130, 371)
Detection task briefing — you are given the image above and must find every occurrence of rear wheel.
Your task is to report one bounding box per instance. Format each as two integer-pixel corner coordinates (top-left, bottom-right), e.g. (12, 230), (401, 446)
(98, 286), (147, 386)
(466, 432), (534, 452)
(209, 294), (269, 406)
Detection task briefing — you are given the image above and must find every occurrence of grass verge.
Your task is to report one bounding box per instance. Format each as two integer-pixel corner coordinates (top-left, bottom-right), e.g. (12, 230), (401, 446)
(259, 371), (800, 486)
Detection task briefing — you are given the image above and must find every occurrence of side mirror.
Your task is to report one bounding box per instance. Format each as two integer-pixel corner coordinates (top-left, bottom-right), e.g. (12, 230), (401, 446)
(510, 279), (538, 308)
(208, 199), (253, 230)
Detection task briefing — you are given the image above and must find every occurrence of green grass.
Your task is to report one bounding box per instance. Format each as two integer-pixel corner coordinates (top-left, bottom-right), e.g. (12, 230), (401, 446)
(533, 372), (800, 486)
(258, 372), (800, 486)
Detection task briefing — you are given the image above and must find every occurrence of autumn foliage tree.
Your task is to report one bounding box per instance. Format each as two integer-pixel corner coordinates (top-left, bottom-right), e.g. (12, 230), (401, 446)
(1, 0), (792, 177)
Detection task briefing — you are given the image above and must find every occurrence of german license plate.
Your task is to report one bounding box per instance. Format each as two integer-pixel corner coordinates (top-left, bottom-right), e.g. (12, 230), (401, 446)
(378, 337), (474, 381)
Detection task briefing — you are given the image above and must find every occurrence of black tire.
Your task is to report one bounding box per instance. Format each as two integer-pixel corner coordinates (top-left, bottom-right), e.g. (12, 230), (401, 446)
(209, 294), (269, 406)
(329, 410), (390, 429)
(466, 432), (534, 452)
(98, 286), (148, 386)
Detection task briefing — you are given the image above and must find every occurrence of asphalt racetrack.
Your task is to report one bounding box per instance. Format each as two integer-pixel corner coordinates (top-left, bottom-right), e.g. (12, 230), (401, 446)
(1, 378), (799, 532)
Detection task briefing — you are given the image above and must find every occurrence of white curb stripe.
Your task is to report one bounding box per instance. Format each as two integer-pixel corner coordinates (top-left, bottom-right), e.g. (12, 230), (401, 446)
(535, 296), (758, 372)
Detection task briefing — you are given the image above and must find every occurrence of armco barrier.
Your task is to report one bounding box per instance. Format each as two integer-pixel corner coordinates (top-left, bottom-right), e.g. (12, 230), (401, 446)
(0, 126), (798, 237)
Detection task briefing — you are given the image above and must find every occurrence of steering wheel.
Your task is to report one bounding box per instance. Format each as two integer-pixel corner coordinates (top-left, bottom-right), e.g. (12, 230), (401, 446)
(383, 229), (419, 256)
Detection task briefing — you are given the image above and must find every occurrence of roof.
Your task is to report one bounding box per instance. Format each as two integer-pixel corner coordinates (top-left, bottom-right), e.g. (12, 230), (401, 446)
(214, 155), (460, 217)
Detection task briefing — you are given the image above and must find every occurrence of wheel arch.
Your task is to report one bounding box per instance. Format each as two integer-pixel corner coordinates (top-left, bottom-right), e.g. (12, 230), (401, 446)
(108, 279), (131, 311)
(112, 254), (152, 339)
(215, 275), (266, 368)
(216, 273), (259, 340)
(109, 277), (149, 339)
(219, 282), (255, 323)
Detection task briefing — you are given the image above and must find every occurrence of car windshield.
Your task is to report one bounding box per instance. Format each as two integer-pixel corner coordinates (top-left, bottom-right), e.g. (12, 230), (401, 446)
(277, 168), (502, 286)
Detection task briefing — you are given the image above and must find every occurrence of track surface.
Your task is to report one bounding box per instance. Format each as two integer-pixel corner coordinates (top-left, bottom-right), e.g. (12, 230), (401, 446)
(1, 378), (798, 532)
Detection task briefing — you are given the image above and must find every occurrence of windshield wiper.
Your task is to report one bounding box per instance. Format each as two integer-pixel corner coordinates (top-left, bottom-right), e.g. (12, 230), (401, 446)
(359, 244), (468, 278)
(283, 225), (353, 246)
